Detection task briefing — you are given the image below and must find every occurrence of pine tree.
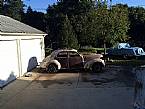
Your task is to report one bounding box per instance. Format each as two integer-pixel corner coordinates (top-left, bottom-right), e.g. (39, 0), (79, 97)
(3, 0), (24, 21)
(58, 14), (78, 49)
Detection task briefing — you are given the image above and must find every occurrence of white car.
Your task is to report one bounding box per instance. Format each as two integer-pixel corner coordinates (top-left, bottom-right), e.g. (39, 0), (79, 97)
(40, 49), (105, 73)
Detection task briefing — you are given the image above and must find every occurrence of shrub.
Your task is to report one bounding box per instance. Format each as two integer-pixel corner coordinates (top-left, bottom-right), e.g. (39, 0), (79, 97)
(45, 48), (53, 56)
(79, 48), (97, 53)
(79, 47), (107, 54)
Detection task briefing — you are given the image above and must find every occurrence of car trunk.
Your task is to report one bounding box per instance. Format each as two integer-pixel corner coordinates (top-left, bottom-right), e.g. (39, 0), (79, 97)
(83, 54), (102, 62)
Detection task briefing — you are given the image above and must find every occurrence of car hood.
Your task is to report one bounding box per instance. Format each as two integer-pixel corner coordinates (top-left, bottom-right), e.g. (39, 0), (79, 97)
(40, 55), (51, 68)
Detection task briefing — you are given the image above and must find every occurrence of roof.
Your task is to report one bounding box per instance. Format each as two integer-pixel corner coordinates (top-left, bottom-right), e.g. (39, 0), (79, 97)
(51, 49), (78, 56)
(0, 15), (46, 35)
(54, 49), (78, 53)
(115, 43), (130, 48)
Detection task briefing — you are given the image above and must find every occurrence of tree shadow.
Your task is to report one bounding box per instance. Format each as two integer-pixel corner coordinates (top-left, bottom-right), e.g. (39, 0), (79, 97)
(0, 72), (16, 89)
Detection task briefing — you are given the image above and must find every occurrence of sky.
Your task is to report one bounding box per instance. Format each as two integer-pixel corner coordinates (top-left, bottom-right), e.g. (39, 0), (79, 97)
(23, 0), (145, 13)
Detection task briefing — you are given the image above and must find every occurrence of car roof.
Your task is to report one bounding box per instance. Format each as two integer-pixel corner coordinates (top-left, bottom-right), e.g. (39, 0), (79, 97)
(51, 49), (78, 56)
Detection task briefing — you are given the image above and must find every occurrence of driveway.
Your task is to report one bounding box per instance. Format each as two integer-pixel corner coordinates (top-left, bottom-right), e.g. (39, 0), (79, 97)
(0, 66), (134, 109)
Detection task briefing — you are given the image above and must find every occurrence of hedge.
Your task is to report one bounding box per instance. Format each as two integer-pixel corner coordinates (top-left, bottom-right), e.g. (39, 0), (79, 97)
(78, 48), (107, 54)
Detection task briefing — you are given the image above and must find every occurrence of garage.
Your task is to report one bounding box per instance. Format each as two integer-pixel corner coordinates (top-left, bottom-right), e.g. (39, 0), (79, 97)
(20, 39), (42, 73)
(0, 15), (47, 87)
(0, 40), (19, 86)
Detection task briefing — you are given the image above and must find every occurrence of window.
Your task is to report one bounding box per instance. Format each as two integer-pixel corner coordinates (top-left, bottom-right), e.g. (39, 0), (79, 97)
(57, 51), (67, 58)
(69, 51), (80, 57)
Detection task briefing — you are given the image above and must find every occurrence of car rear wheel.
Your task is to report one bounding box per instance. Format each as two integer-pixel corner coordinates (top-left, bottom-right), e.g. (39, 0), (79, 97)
(46, 64), (58, 73)
(92, 62), (103, 73)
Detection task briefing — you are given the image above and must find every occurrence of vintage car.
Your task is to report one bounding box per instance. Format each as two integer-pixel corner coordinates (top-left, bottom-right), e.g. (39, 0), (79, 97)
(40, 49), (105, 73)
(107, 43), (145, 59)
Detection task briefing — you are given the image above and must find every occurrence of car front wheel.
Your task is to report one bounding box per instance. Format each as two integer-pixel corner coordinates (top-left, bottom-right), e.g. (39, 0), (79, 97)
(92, 62), (103, 73)
(46, 64), (58, 73)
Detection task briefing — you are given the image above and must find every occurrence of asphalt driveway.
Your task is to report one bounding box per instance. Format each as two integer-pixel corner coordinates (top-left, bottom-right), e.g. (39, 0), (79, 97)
(0, 66), (134, 109)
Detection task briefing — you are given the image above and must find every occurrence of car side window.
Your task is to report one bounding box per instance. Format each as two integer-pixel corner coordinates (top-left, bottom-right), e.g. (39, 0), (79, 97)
(57, 51), (68, 58)
(69, 51), (80, 57)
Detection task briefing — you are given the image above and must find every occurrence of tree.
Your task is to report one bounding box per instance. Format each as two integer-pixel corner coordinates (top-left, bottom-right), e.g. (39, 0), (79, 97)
(46, 12), (78, 49)
(22, 6), (46, 31)
(3, 0), (24, 21)
(93, 3), (129, 54)
(60, 0), (97, 47)
(58, 15), (78, 49)
(46, 0), (95, 48)
(109, 4), (129, 44)
(46, 1), (129, 50)
(0, 0), (3, 14)
(70, 10), (98, 47)
(128, 7), (145, 47)
(95, 4), (129, 47)
(95, 4), (110, 53)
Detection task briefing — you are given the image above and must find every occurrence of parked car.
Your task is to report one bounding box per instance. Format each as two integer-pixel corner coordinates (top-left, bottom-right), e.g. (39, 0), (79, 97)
(107, 43), (145, 59)
(40, 49), (105, 73)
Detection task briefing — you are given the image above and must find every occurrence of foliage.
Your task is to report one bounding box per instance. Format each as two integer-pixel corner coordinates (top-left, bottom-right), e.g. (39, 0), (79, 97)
(45, 48), (53, 56)
(58, 14), (78, 49)
(22, 6), (46, 31)
(95, 4), (129, 47)
(2, 0), (24, 21)
(46, 11), (78, 49)
(79, 47), (107, 54)
(109, 4), (129, 45)
(95, 5), (110, 49)
(128, 7), (145, 46)
(70, 10), (97, 46)
(0, 0), (3, 14)
(1, 0), (145, 51)
(46, 0), (99, 48)
(79, 47), (97, 53)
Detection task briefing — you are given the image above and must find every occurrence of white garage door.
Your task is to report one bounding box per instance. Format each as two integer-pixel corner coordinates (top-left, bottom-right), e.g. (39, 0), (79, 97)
(0, 40), (19, 87)
(20, 39), (42, 74)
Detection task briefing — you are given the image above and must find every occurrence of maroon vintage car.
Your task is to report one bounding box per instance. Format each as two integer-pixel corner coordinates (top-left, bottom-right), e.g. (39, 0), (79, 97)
(40, 49), (105, 73)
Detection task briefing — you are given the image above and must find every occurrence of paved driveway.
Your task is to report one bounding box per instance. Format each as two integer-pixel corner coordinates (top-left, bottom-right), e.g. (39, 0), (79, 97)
(0, 66), (134, 109)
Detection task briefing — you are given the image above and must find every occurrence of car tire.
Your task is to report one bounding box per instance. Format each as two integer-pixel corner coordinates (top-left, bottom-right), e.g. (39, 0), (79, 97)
(46, 64), (58, 73)
(92, 62), (103, 73)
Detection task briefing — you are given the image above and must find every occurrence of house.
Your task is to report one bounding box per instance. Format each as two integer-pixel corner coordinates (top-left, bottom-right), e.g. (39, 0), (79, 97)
(0, 15), (47, 87)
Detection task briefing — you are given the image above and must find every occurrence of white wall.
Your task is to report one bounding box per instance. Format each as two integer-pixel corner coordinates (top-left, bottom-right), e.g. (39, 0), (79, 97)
(0, 40), (19, 87)
(20, 38), (43, 75)
(0, 35), (45, 87)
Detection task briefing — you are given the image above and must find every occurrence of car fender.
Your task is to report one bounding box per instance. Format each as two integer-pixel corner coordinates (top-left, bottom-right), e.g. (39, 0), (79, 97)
(84, 59), (105, 70)
(47, 60), (61, 70)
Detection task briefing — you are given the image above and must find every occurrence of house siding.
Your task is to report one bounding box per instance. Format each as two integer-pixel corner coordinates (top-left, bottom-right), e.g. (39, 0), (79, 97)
(0, 35), (45, 87)
(0, 15), (47, 87)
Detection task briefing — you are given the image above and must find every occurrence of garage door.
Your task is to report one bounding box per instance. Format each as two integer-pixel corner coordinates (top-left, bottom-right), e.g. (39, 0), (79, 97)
(20, 39), (42, 74)
(0, 40), (19, 87)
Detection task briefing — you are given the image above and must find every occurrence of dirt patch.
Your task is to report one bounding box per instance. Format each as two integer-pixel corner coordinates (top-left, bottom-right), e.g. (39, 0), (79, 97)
(81, 65), (135, 88)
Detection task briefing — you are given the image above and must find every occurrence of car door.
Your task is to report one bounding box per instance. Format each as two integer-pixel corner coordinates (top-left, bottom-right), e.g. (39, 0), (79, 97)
(55, 51), (68, 69)
(68, 51), (83, 69)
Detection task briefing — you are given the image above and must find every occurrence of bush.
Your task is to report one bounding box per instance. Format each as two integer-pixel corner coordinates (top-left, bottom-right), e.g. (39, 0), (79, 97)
(79, 47), (106, 54)
(79, 48), (97, 53)
(45, 48), (53, 56)
(96, 48), (105, 54)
